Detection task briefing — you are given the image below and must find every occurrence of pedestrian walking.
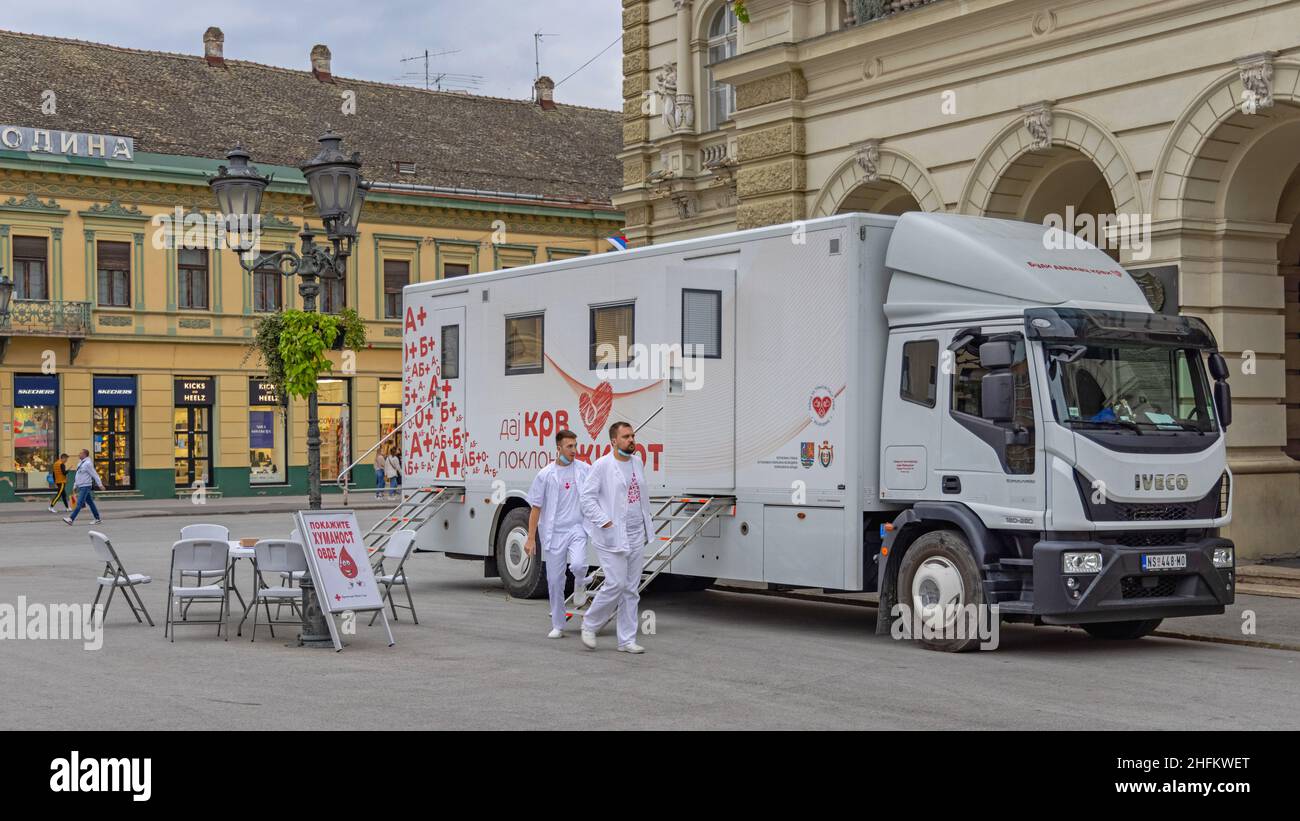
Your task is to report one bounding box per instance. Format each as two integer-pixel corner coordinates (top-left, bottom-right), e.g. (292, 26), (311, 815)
(47, 453), (71, 513)
(578, 421), (654, 654)
(374, 447), (387, 499)
(63, 449), (105, 525)
(525, 430), (592, 638)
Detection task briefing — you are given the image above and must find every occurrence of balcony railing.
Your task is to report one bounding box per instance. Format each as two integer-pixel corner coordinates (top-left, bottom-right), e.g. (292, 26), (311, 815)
(0, 299), (92, 337)
(844, 0), (940, 26)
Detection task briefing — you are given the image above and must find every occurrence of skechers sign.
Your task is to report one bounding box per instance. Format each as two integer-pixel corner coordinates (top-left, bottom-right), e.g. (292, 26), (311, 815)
(1135, 473), (1190, 492)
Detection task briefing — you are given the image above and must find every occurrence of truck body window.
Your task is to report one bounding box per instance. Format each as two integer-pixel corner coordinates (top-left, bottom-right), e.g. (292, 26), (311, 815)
(682, 289), (722, 358)
(504, 313), (544, 375)
(441, 325), (460, 380)
(900, 339), (938, 407)
(590, 302), (634, 370)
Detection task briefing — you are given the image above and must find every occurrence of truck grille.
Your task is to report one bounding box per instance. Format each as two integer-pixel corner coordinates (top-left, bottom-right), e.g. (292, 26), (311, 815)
(1121, 574), (1184, 599)
(1115, 531), (1185, 548)
(1112, 502), (1196, 521)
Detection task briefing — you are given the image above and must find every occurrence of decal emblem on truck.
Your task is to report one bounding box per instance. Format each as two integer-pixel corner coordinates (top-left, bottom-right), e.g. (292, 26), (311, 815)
(819, 441), (833, 468)
(578, 381), (614, 439)
(800, 442), (815, 468)
(809, 386), (835, 426)
(1134, 473), (1190, 492)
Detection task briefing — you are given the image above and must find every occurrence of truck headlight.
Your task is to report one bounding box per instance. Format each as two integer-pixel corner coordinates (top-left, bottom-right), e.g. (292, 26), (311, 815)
(1213, 547), (1234, 568)
(1063, 552), (1102, 574)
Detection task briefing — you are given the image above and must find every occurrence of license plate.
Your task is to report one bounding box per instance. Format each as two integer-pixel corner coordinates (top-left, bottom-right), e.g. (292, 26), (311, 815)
(1142, 553), (1187, 571)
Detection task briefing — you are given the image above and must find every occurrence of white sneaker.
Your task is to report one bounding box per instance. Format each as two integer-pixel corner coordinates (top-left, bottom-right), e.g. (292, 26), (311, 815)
(92, 519), (104, 525)
(572, 584), (588, 608)
(547, 628), (564, 639)
(580, 629), (597, 649)
(47, 506), (56, 513)
(617, 643), (646, 654)
(62, 517), (73, 526)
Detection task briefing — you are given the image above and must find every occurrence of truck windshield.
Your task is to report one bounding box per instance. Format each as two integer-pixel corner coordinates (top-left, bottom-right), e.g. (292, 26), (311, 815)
(1043, 343), (1218, 433)
(1026, 307), (1220, 434)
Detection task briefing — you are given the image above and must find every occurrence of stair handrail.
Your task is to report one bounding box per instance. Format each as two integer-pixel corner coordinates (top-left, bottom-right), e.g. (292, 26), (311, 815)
(337, 394), (440, 504)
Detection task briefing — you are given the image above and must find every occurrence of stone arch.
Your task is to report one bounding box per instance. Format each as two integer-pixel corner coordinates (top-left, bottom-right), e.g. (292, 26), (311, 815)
(958, 108), (1141, 219)
(1151, 60), (1300, 222)
(810, 147), (944, 218)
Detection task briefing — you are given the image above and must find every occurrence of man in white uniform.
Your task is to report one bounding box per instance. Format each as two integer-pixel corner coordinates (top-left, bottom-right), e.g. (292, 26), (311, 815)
(525, 429), (592, 638)
(578, 421), (655, 654)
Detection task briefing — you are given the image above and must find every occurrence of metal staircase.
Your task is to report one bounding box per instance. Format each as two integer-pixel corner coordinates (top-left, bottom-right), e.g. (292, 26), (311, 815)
(362, 485), (464, 557)
(565, 495), (735, 620)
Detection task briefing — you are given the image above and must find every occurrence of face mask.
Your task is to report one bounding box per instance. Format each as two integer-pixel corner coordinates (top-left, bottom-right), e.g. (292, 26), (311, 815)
(617, 447), (635, 458)
(557, 454), (573, 466)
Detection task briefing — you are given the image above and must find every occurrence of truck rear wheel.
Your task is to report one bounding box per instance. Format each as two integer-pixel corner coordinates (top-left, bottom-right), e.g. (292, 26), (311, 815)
(1081, 619), (1163, 640)
(896, 530), (986, 652)
(495, 507), (547, 599)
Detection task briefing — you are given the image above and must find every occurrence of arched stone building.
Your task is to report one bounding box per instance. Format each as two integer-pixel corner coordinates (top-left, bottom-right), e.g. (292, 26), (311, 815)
(615, 0), (1300, 557)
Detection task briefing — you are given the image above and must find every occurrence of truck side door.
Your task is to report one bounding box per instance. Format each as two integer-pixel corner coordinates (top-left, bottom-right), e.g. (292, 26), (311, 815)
(938, 329), (1045, 528)
(880, 333), (942, 499)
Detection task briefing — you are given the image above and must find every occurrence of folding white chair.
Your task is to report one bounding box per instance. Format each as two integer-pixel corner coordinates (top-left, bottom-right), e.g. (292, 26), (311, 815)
(164, 538), (230, 642)
(89, 530), (153, 626)
(369, 530), (418, 626)
(177, 524), (239, 615)
(249, 540), (308, 642)
(279, 529), (308, 587)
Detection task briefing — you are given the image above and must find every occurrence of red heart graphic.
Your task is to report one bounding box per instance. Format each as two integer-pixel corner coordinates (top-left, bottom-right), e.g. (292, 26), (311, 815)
(579, 381), (614, 440)
(812, 396), (832, 419)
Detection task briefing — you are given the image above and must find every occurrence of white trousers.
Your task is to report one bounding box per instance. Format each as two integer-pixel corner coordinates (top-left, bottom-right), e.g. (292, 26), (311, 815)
(582, 539), (646, 647)
(545, 527), (590, 631)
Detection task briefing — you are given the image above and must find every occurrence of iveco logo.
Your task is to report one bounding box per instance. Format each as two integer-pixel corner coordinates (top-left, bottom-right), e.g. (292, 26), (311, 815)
(1135, 473), (1190, 492)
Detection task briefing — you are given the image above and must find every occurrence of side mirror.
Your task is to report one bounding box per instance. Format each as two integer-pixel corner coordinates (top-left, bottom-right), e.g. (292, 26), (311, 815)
(979, 340), (1014, 370)
(981, 371), (1015, 423)
(1214, 380), (1232, 429)
(1208, 352), (1229, 382)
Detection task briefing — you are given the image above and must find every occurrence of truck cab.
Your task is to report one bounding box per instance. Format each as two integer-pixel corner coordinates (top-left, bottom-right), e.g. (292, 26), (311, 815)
(876, 213), (1235, 648)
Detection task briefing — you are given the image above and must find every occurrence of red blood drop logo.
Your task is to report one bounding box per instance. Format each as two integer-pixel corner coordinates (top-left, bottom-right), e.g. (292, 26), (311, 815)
(339, 546), (358, 579)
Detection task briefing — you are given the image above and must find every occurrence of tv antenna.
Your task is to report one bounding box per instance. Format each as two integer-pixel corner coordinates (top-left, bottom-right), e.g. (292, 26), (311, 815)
(398, 49), (482, 92)
(534, 31), (558, 81)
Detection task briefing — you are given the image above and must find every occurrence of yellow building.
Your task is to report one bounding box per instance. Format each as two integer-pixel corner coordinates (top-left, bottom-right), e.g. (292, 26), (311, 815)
(0, 28), (622, 502)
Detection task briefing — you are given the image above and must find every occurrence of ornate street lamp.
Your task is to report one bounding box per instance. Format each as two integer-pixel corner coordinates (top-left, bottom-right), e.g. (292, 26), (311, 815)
(208, 133), (367, 649)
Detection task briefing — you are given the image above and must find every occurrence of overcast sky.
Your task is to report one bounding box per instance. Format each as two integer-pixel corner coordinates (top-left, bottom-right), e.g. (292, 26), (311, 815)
(2, 1), (624, 110)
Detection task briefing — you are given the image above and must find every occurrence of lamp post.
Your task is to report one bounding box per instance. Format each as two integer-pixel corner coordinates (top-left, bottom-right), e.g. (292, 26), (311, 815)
(209, 132), (369, 647)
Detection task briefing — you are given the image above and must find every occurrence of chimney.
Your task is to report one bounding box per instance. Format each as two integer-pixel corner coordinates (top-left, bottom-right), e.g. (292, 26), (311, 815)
(203, 27), (225, 67)
(311, 44), (333, 83)
(534, 75), (556, 110)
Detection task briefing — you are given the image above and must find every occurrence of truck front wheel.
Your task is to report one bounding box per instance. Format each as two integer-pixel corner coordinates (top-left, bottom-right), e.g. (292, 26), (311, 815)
(896, 530), (986, 652)
(1081, 619), (1163, 640)
(495, 507), (547, 599)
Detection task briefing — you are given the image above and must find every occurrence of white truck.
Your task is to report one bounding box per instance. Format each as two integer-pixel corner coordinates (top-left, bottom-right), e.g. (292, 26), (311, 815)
(397, 212), (1235, 650)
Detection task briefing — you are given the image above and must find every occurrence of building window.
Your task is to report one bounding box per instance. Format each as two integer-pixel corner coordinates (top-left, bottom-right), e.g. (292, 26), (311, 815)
(682, 289), (721, 358)
(441, 324), (460, 380)
(705, 4), (738, 132)
(383, 259), (409, 319)
(12, 236), (49, 301)
(900, 340), (939, 408)
(96, 241), (131, 307)
(177, 248), (209, 310)
(317, 378), (351, 483)
(379, 379), (404, 442)
(591, 302), (634, 370)
(443, 262), (471, 278)
(505, 313), (544, 375)
(253, 257), (283, 312)
(12, 375), (59, 492)
(321, 274), (346, 314)
(249, 379), (287, 485)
